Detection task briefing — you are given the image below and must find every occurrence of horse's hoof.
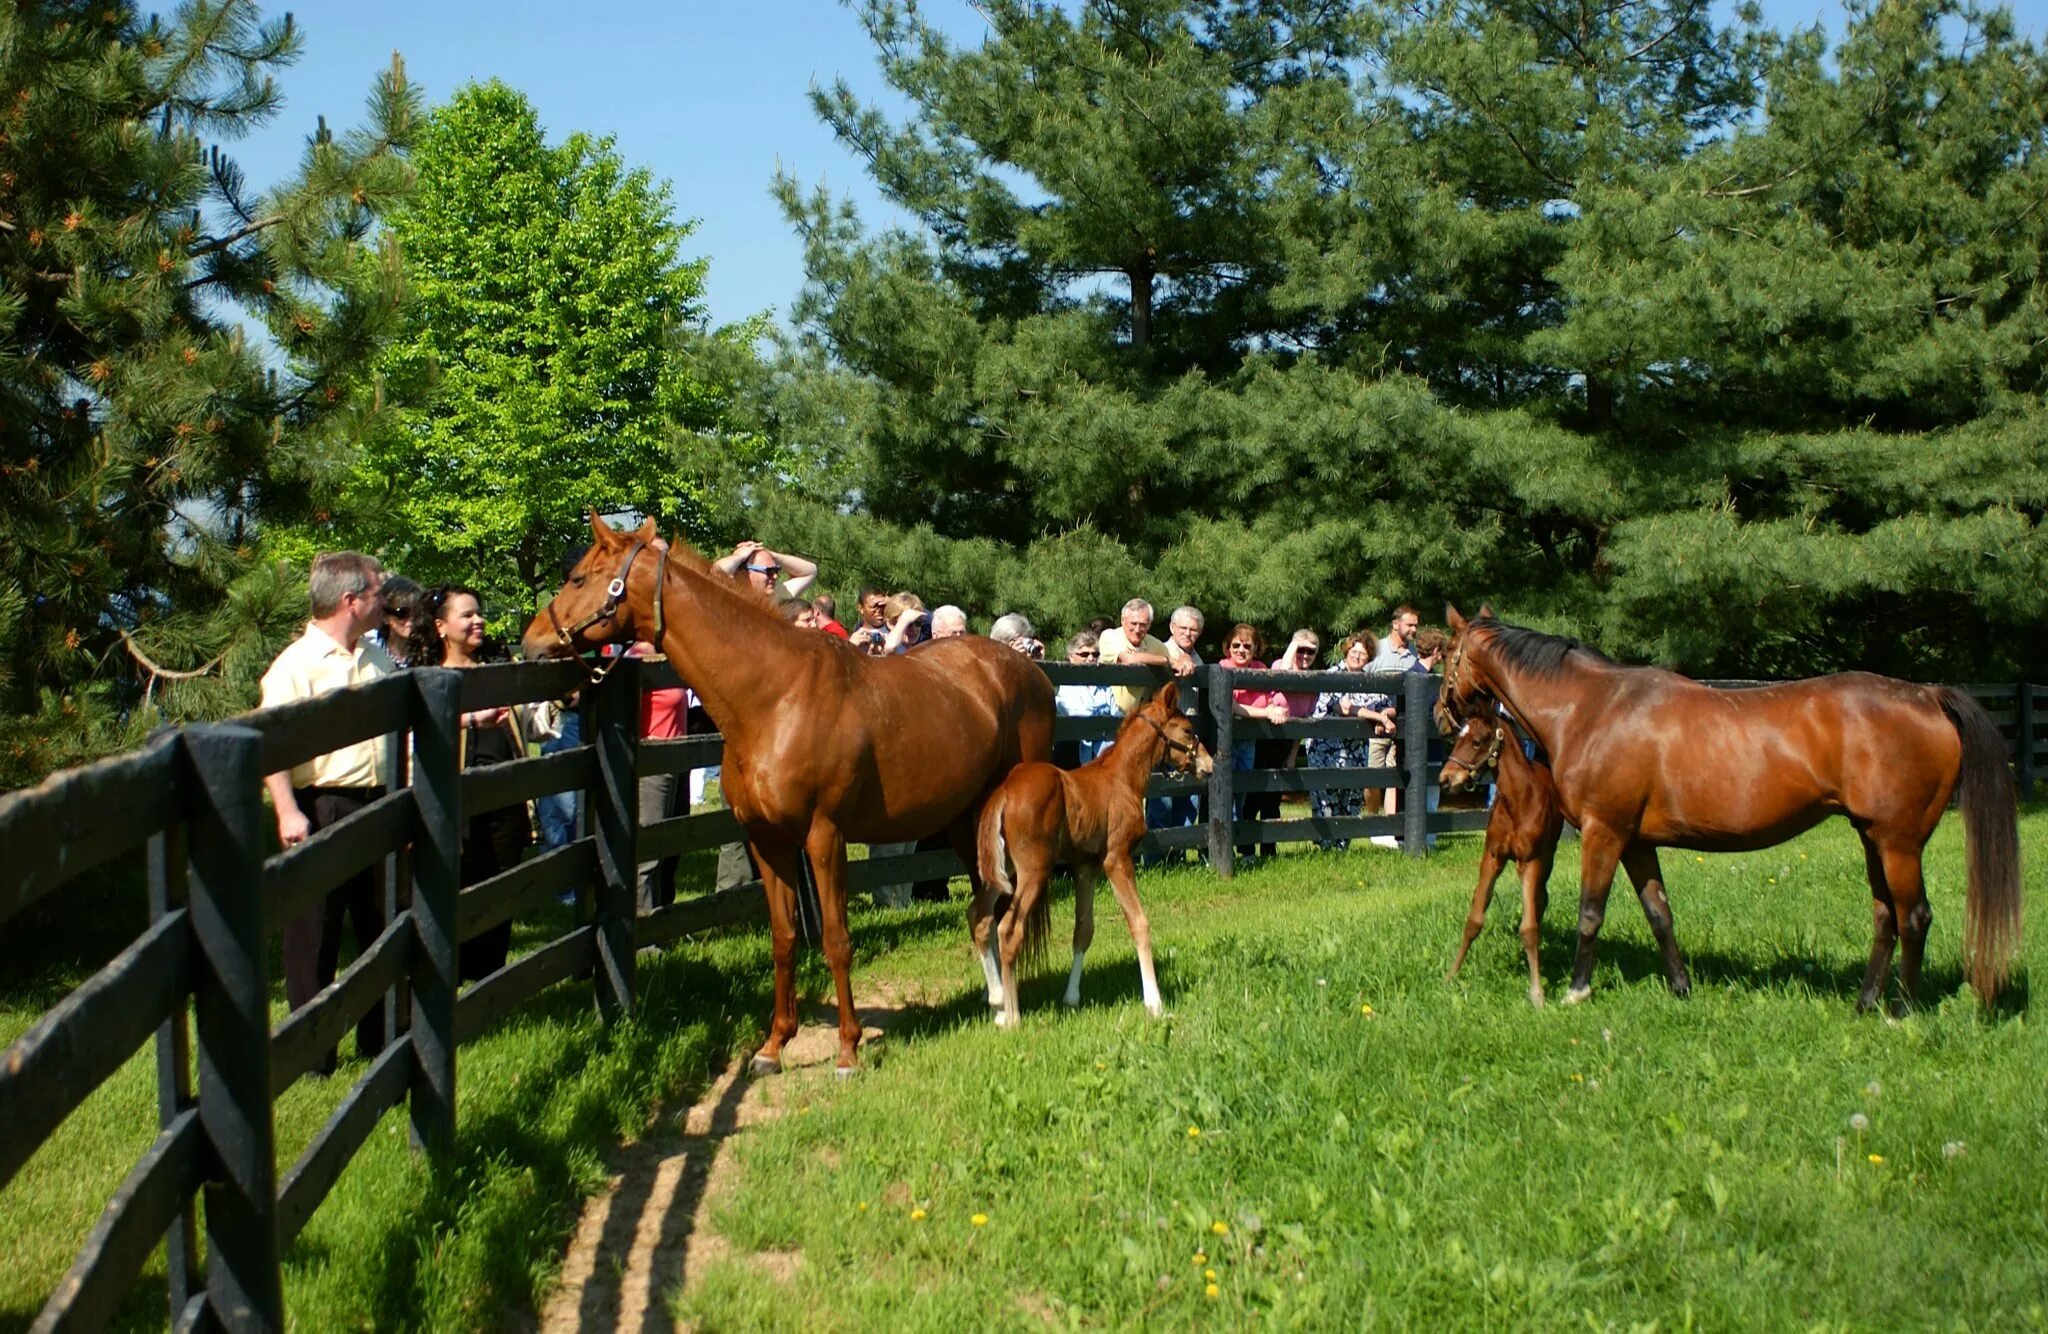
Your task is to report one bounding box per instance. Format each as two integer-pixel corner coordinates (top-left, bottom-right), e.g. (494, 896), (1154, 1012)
(1144, 1002), (1164, 1018)
(1562, 986), (1591, 1006)
(1528, 989), (1546, 1010)
(1061, 995), (1081, 1010)
(1671, 978), (1693, 1000)
(834, 1063), (858, 1079)
(992, 1011), (1013, 1029)
(748, 1053), (782, 1077)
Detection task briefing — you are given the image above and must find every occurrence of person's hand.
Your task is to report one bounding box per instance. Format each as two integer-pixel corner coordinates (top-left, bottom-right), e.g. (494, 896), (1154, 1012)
(728, 539), (762, 562)
(892, 607), (921, 630)
(1267, 703), (1289, 724)
(276, 805), (310, 848)
(1171, 654), (1195, 677)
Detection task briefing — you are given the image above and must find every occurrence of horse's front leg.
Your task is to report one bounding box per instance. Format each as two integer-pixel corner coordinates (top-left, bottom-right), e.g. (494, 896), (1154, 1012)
(1621, 843), (1690, 999)
(749, 835), (807, 1075)
(1103, 850), (1163, 1016)
(1565, 824), (1627, 1004)
(803, 821), (861, 1072)
(1449, 842), (1506, 980)
(1516, 856), (1548, 1008)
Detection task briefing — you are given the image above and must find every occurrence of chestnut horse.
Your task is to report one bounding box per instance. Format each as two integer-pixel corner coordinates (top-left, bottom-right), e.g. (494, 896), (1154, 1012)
(974, 682), (1214, 1029)
(523, 516), (1054, 1072)
(1439, 708), (1563, 1007)
(1436, 607), (2022, 1012)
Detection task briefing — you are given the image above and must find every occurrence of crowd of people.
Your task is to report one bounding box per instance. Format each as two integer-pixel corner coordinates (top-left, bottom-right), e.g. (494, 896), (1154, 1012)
(257, 541), (1451, 1066)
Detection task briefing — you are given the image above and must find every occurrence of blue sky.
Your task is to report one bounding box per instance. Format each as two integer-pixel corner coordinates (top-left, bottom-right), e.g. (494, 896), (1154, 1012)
(231, 0), (2047, 332)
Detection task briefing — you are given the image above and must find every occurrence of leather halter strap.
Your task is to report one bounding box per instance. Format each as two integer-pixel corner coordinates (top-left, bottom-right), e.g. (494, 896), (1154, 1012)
(546, 539), (668, 684)
(1135, 708), (1202, 773)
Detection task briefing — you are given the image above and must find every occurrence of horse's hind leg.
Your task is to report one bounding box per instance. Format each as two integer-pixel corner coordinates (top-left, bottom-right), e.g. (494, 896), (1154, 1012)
(995, 866), (1045, 1030)
(1517, 857), (1548, 1008)
(1065, 865), (1098, 1008)
(1873, 835), (1932, 1010)
(1448, 845), (1506, 981)
(1855, 830), (1900, 1012)
(1621, 844), (1691, 1000)
(1565, 825), (1627, 1004)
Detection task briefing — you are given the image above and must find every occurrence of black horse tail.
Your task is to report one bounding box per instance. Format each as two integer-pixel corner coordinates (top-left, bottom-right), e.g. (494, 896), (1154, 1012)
(1939, 688), (2023, 1009)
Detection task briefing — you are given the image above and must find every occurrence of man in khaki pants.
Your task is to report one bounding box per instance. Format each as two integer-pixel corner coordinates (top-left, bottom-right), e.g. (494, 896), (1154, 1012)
(260, 551), (395, 1073)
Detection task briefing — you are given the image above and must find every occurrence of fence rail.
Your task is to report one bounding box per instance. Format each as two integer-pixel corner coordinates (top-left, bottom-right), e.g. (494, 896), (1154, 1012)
(2, 658), (2041, 1330)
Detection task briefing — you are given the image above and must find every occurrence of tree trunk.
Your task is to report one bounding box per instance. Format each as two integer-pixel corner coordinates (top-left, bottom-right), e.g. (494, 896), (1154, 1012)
(1127, 249), (1156, 351)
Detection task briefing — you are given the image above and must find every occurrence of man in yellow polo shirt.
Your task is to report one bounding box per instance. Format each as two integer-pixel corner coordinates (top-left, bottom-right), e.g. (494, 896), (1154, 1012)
(260, 551), (395, 1073)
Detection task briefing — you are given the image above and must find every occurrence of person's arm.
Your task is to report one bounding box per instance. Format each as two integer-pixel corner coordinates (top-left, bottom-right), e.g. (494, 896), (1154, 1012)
(265, 771), (310, 847)
(883, 606), (921, 654)
(767, 549), (818, 596)
(711, 540), (760, 577)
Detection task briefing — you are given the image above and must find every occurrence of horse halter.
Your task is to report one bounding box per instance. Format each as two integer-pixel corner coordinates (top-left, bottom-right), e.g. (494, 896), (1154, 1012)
(546, 539), (672, 684)
(1433, 634), (1474, 735)
(1448, 712), (1508, 780)
(1137, 709), (1203, 774)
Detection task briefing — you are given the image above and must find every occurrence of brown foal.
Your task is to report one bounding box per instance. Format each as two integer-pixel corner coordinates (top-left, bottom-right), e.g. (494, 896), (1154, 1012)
(524, 516), (1054, 1073)
(1440, 708), (1564, 1007)
(973, 682), (1214, 1028)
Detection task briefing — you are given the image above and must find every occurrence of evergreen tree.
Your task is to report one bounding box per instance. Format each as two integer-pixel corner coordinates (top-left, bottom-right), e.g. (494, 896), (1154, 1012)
(336, 80), (736, 621)
(0, 0), (416, 785)
(756, 0), (2046, 682)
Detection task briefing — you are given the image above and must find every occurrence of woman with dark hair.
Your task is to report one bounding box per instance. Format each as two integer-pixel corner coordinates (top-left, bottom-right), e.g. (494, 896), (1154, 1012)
(377, 575), (422, 666)
(1224, 624), (1289, 861)
(409, 584), (533, 982)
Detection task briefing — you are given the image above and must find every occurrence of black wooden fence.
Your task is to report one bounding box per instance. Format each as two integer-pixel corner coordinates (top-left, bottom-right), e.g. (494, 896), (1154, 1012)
(0, 658), (2040, 1331)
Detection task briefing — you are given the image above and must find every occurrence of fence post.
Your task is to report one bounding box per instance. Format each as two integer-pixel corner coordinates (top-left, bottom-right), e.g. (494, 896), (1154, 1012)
(1207, 664), (1235, 880)
(1401, 673), (1431, 858)
(408, 669), (461, 1158)
(180, 725), (284, 1331)
(380, 726), (410, 1062)
(147, 819), (200, 1324)
(589, 658), (640, 1021)
(2018, 682), (2036, 801)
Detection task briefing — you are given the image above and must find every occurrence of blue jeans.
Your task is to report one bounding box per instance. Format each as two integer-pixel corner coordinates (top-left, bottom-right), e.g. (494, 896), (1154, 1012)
(535, 710), (583, 849)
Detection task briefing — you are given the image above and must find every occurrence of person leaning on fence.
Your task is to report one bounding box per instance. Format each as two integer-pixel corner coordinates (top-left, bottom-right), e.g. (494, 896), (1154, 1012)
(1364, 605), (1422, 848)
(1308, 631), (1393, 847)
(1053, 629), (1118, 770)
(1223, 624), (1288, 861)
(259, 551), (394, 1074)
(408, 584), (547, 981)
(930, 604), (970, 639)
(625, 638), (689, 913)
(1099, 598), (1193, 715)
(1152, 606), (1208, 845)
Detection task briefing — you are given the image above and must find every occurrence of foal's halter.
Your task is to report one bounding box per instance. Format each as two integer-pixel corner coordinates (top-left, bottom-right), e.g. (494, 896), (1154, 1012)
(1446, 712), (1508, 780)
(546, 540), (672, 684)
(1136, 710), (1204, 774)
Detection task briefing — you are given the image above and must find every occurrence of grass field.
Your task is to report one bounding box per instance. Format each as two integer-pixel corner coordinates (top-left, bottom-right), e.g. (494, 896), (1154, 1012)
(5, 810), (2046, 1330)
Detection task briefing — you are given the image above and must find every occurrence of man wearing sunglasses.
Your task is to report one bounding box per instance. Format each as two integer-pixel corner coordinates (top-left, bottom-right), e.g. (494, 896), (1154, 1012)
(712, 539), (818, 599)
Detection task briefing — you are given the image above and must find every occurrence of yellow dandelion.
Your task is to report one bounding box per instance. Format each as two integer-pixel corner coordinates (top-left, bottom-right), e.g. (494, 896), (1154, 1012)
(1768, 877), (1777, 884)
(1694, 855), (1705, 863)
(972, 1213), (989, 1227)
(1205, 1268), (1218, 1282)
(1187, 1125), (1202, 1138)
(1193, 1252), (1207, 1266)
(1867, 1154), (1884, 1165)
(1211, 1220), (1229, 1237)
(1360, 1004), (1375, 1017)
(1205, 1283), (1221, 1299)
(911, 1208), (927, 1221)
(857, 1201), (868, 1213)
(1799, 853), (1808, 861)
(1570, 1073), (1585, 1083)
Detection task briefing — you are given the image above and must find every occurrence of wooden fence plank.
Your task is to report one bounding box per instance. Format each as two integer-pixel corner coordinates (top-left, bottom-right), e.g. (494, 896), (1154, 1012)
(635, 887), (768, 949)
(261, 788), (414, 935)
(457, 841), (597, 941)
(1230, 766), (1404, 794)
(181, 724), (284, 1329)
(637, 735), (725, 777)
(244, 673), (412, 780)
(638, 807), (743, 861)
(843, 850), (968, 891)
(269, 916), (412, 1096)
(454, 659), (588, 712)
(30, 1109), (204, 1334)
(274, 1037), (415, 1250)
(460, 748), (596, 818)
(454, 927), (599, 1043)
(0, 909), (189, 1193)
(0, 732), (179, 926)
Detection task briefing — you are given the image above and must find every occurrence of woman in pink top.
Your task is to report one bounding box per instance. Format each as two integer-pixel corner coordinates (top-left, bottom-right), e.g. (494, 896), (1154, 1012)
(1223, 624), (1289, 860)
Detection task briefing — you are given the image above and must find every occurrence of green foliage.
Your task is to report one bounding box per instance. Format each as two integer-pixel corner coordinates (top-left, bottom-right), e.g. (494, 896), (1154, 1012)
(335, 80), (742, 622)
(0, 0), (417, 786)
(763, 0), (2048, 680)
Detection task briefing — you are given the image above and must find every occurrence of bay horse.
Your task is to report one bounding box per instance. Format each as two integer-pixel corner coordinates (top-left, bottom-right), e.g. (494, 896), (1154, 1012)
(522, 515), (1055, 1073)
(974, 682), (1214, 1029)
(1436, 606), (2022, 1012)
(1439, 707), (1565, 1007)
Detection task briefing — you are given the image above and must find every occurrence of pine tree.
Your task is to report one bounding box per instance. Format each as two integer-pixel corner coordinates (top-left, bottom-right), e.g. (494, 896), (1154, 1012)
(0, 0), (417, 785)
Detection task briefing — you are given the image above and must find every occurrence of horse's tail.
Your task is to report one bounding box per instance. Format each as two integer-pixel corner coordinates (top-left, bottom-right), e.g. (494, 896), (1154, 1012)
(1939, 687), (2023, 1008)
(978, 790), (1014, 903)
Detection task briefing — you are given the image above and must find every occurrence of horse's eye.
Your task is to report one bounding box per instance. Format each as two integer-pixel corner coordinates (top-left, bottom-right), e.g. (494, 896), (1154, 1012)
(571, 574), (587, 587)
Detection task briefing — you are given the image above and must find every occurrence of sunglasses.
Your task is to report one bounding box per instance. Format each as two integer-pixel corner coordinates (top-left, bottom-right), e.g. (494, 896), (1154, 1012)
(744, 564), (782, 576)
(1071, 650), (1099, 659)
(1228, 640), (1255, 649)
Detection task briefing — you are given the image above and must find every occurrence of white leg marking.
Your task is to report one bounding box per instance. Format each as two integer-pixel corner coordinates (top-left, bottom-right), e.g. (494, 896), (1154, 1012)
(1063, 949), (1086, 1008)
(982, 939), (1005, 1006)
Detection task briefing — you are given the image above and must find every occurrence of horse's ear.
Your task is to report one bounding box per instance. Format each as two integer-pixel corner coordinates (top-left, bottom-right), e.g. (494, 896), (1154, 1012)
(588, 510), (618, 545)
(634, 517), (658, 543)
(1476, 602), (1494, 621)
(1157, 679), (1179, 712)
(1446, 604), (1468, 633)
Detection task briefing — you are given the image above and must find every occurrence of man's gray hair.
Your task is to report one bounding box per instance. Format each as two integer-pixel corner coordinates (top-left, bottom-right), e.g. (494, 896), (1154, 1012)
(308, 551), (381, 618)
(932, 604), (969, 633)
(989, 612), (1034, 644)
(1169, 605), (1204, 630)
(1120, 598), (1153, 620)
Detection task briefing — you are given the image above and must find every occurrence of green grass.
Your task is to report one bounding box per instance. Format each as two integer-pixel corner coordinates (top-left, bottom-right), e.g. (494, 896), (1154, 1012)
(5, 814), (2046, 1330)
(673, 812), (2048, 1331)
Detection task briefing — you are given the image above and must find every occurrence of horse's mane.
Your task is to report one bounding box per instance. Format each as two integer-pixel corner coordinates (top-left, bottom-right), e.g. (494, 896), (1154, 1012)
(1476, 618), (1613, 680)
(656, 536), (793, 634)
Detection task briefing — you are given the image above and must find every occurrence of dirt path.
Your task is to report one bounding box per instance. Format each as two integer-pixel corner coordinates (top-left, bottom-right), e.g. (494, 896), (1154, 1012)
(534, 985), (930, 1333)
